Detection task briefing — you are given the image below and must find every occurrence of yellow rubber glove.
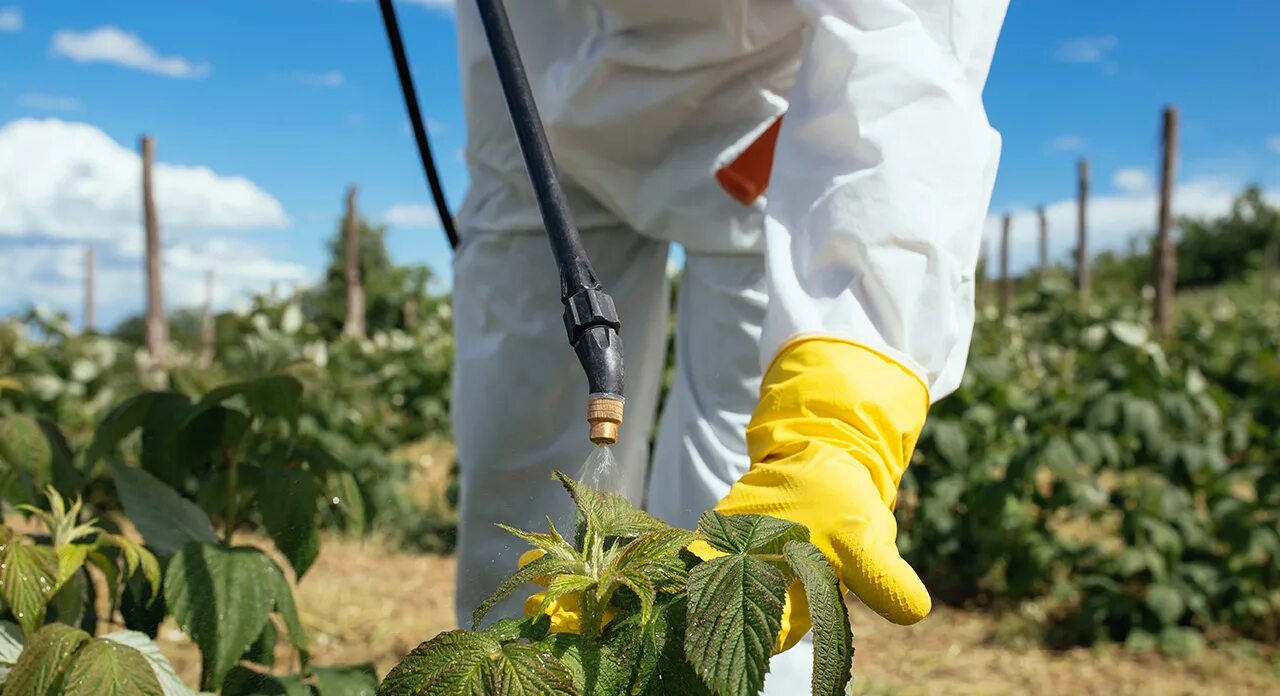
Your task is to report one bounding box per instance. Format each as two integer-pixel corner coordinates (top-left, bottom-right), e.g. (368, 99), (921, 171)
(712, 336), (933, 651)
(517, 549), (620, 634)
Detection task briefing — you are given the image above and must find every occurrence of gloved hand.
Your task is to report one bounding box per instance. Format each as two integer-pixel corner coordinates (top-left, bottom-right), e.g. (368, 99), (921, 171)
(521, 338), (931, 650)
(707, 337), (932, 652)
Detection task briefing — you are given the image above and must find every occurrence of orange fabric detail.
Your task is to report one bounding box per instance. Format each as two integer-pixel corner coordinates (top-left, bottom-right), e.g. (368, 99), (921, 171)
(715, 117), (783, 206)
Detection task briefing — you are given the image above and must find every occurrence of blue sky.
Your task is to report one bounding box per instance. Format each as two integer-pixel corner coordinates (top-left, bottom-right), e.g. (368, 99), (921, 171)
(1, 0), (1278, 327)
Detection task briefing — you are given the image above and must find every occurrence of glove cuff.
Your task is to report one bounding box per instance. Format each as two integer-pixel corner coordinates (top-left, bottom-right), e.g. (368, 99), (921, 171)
(746, 337), (929, 505)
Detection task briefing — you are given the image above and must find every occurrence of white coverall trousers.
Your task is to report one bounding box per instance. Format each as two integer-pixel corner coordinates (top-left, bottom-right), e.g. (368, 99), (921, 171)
(451, 228), (817, 690)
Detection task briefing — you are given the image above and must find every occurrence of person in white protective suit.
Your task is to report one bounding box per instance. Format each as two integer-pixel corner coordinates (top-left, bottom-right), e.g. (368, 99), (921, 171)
(450, 0), (1009, 690)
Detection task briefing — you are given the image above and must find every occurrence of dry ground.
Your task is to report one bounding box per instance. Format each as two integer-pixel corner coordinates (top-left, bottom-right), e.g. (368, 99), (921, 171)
(147, 535), (1279, 695)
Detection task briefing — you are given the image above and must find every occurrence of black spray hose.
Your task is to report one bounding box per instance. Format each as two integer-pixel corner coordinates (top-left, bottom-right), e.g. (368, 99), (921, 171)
(472, 0), (626, 444)
(377, 0), (459, 249)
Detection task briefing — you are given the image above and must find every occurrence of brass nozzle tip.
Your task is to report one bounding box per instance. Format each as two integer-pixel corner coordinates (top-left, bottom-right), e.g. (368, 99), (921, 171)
(587, 397), (624, 445)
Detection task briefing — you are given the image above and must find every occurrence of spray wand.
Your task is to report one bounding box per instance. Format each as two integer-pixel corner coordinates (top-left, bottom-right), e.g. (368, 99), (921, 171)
(377, 0), (625, 445)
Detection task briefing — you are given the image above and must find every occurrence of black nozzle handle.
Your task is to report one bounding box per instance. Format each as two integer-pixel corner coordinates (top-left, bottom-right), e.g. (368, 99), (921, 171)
(473, 0), (624, 398)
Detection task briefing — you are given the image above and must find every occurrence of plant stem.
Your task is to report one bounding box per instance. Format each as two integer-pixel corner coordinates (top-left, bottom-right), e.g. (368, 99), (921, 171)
(223, 447), (237, 547)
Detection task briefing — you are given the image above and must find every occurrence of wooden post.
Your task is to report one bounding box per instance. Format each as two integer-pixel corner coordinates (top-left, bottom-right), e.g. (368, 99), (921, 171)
(141, 135), (167, 360)
(976, 238), (989, 308)
(1037, 205), (1049, 270)
(342, 185), (366, 339)
(83, 246), (95, 334)
(1153, 107), (1179, 339)
(200, 270), (215, 368)
(1076, 159), (1090, 299)
(999, 213), (1012, 316)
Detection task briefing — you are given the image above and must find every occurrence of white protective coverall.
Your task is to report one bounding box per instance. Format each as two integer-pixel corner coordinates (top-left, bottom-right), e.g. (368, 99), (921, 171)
(450, 0), (1008, 690)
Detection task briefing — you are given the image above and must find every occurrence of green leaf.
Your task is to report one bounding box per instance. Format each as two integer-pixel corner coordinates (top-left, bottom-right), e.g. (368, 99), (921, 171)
(259, 467), (321, 578)
(603, 596), (709, 696)
(97, 534), (162, 599)
(0, 414), (50, 502)
(610, 529), (697, 594)
(1145, 584), (1185, 625)
(379, 630), (578, 696)
(222, 666), (311, 696)
(186, 375), (303, 433)
(684, 552), (788, 696)
(311, 664), (378, 696)
(696, 511), (809, 556)
(139, 394), (195, 488)
(242, 620), (277, 667)
(109, 460), (218, 556)
(553, 471), (669, 546)
(783, 541), (853, 696)
(537, 574), (598, 616)
(0, 531), (61, 635)
(539, 633), (631, 696)
(4, 623), (90, 694)
(61, 637), (164, 696)
(164, 543), (275, 689)
(264, 555), (310, 666)
(36, 418), (83, 498)
(84, 392), (174, 469)
(472, 553), (585, 630)
(101, 630), (200, 696)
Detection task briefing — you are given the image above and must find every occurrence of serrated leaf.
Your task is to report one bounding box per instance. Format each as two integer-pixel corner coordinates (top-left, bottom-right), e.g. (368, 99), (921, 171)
(378, 630), (578, 696)
(604, 596), (709, 696)
(497, 520), (580, 565)
(62, 637), (164, 696)
(0, 531), (61, 635)
(473, 553), (585, 630)
(263, 555), (309, 666)
(684, 553), (787, 696)
(186, 375), (303, 434)
(538, 574), (599, 616)
(539, 633), (631, 696)
(102, 630), (199, 696)
(312, 664), (378, 696)
(783, 541), (853, 696)
(611, 529), (697, 594)
(554, 471), (669, 547)
(259, 467), (321, 578)
(36, 418), (82, 498)
(481, 615), (550, 644)
(109, 461), (218, 556)
(164, 543), (275, 689)
(697, 511), (809, 556)
(4, 623), (90, 694)
(98, 534), (162, 599)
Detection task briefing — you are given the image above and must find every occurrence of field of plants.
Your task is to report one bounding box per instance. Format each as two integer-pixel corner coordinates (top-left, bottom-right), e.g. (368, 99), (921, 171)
(0, 196), (1277, 693)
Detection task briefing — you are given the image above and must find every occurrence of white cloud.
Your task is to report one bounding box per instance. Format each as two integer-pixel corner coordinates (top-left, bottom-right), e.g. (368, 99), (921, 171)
(1112, 167), (1154, 194)
(1057, 35), (1118, 64)
(294, 70), (344, 87)
(1049, 135), (1085, 153)
(18, 94), (82, 112)
(51, 26), (210, 79)
(0, 119), (304, 326)
(985, 177), (1280, 276)
(0, 7), (21, 31)
(0, 118), (288, 241)
(384, 203), (440, 229)
(1266, 135), (1280, 155)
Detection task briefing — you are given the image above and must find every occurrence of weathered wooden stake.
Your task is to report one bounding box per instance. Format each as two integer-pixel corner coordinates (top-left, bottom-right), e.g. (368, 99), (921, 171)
(1037, 205), (1049, 270)
(999, 213), (1012, 316)
(1153, 107), (1179, 339)
(1076, 159), (1090, 300)
(201, 270), (215, 367)
(343, 185), (366, 339)
(141, 135), (168, 360)
(83, 246), (95, 334)
(977, 238), (989, 308)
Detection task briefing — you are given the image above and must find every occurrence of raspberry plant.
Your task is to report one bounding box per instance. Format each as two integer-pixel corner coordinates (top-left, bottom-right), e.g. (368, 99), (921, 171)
(380, 472), (854, 696)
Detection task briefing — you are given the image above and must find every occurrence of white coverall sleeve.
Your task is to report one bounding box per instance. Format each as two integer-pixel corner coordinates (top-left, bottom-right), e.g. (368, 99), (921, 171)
(761, 0), (1008, 401)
